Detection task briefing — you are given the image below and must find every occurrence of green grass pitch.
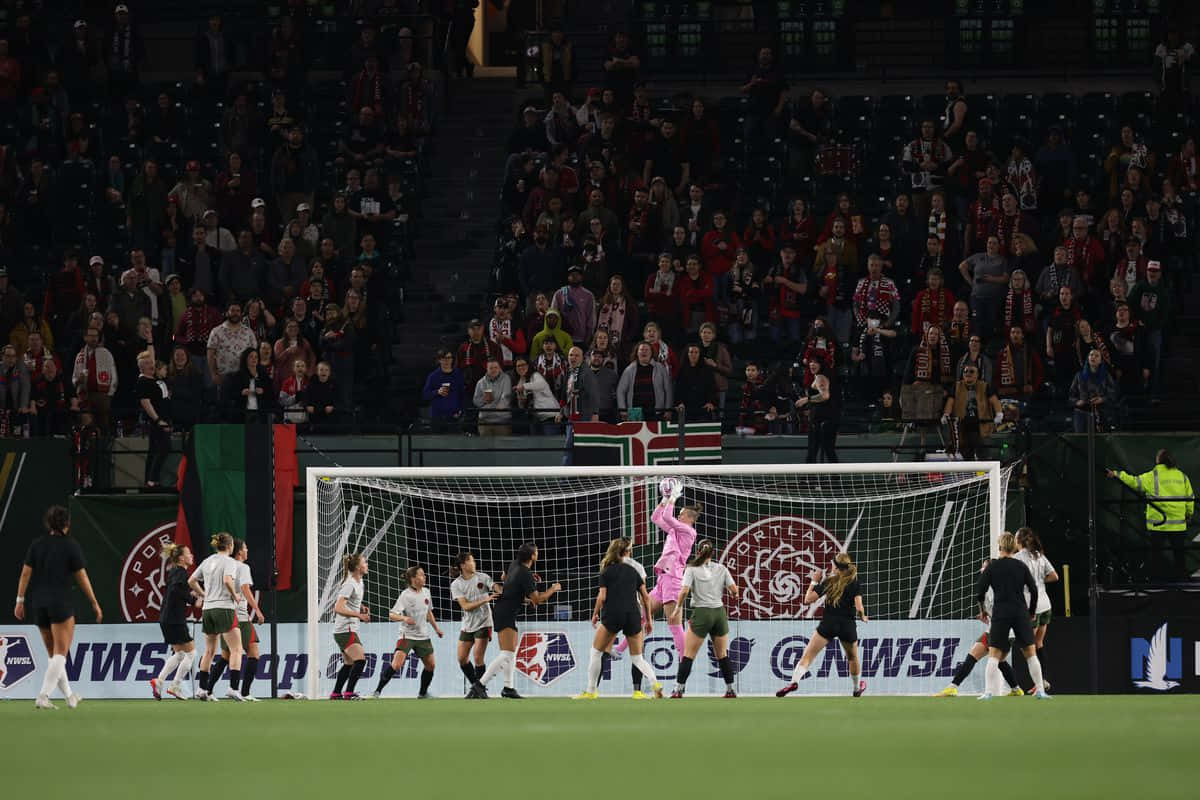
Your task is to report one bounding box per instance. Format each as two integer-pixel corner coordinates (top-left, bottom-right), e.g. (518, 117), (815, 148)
(6, 696), (1197, 798)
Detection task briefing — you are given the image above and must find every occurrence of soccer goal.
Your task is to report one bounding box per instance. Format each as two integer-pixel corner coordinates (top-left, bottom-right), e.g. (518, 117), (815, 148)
(306, 462), (1012, 698)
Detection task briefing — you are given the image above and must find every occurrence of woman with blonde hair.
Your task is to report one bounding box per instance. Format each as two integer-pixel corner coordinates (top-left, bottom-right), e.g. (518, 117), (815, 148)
(576, 538), (660, 699)
(777, 552), (868, 698)
(671, 539), (739, 698)
(188, 532), (244, 701)
(974, 532), (1051, 700)
(149, 542), (196, 700)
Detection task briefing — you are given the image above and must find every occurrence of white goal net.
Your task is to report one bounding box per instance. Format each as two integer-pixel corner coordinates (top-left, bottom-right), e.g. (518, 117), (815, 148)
(307, 463), (1012, 698)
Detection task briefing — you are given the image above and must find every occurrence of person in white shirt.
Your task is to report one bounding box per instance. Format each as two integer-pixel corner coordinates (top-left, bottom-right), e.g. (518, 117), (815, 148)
(374, 566), (444, 698)
(1015, 527), (1059, 693)
(331, 553), (370, 699)
(671, 540), (740, 698)
(450, 552), (499, 698)
(187, 533), (244, 701)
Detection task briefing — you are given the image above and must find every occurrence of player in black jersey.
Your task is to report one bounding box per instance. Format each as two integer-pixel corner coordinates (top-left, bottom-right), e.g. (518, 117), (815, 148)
(150, 543), (197, 700)
(474, 542), (561, 699)
(577, 538), (661, 699)
(975, 531), (1052, 700)
(776, 552), (868, 698)
(14, 505), (102, 710)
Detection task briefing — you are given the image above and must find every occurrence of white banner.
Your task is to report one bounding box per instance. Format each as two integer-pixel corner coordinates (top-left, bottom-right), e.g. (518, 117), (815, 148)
(2, 619), (987, 699)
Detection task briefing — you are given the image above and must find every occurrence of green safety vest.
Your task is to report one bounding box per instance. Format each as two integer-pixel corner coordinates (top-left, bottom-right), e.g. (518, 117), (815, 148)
(1118, 465), (1195, 532)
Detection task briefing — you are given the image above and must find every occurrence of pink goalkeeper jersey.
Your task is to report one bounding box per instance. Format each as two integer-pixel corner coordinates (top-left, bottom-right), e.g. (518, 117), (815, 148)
(651, 504), (697, 579)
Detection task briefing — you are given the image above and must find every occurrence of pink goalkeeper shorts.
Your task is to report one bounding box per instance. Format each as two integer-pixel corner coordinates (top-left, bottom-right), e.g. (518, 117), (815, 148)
(649, 573), (683, 606)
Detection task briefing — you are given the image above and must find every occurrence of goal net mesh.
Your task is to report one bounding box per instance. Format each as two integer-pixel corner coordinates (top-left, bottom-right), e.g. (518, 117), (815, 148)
(312, 466), (1012, 697)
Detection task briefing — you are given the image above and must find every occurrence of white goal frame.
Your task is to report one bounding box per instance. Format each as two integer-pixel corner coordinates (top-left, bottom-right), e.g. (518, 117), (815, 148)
(305, 461), (1003, 699)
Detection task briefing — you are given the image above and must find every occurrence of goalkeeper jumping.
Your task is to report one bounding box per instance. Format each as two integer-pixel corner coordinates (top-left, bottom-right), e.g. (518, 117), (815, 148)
(647, 478), (701, 659)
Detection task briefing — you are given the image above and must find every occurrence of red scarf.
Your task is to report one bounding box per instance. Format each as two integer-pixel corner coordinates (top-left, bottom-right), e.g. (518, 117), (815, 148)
(917, 288), (950, 329)
(996, 213), (1021, 255)
(970, 197), (999, 244)
(403, 81), (426, 123)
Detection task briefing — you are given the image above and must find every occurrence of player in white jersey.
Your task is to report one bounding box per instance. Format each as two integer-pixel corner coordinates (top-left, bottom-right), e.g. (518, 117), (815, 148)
(1015, 527), (1059, 693)
(187, 533), (244, 701)
(375, 566), (444, 698)
(935, 560), (1022, 697)
(671, 540), (740, 698)
(331, 553), (370, 699)
(450, 552), (500, 699)
(207, 539), (266, 700)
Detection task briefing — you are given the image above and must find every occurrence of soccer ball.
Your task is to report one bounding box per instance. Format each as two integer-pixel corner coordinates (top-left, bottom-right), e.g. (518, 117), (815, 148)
(660, 478), (681, 498)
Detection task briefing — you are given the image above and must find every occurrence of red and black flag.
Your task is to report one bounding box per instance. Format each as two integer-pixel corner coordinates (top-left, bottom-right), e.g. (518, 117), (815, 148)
(176, 424), (298, 589)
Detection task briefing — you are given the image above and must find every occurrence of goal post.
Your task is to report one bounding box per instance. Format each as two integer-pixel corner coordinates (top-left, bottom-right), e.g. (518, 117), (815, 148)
(306, 461), (1010, 699)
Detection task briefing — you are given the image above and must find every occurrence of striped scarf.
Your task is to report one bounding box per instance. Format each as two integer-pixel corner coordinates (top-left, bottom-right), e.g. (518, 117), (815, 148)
(928, 211), (947, 244)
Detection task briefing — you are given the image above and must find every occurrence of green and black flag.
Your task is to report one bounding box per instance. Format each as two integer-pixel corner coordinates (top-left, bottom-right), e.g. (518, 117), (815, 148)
(175, 424), (298, 589)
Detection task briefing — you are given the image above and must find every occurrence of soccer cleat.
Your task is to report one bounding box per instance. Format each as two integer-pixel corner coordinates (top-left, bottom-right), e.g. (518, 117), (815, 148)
(935, 685), (959, 697)
(328, 692), (344, 701)
(371, 691), (382, 699)
(631, 690), (648, 700)
(652, 682), (664, 699)
(500, 687), (523, 699)
(572, 691), (598, 700)
(150, 678), (163, 700)
(723, 689), (737, 698)
(66, 693), (82, 709)
(417, 692), (435, 699)
(225, 688), (246, 702)
(1032, 689), (1054, 701)
(34, 695), (56, 710)
(977, 692), (994, 701)
(343, 692), (363, 701)
(669, 689), (684, 699)
(1009, 687), (1025, 697)
(167, 683), (190, 700)
(775, 682), (798, 698)
(853, 681), (867, 698)
(194, 689), (209, 701)
(471, 682), (489, 700)
(241, 694), (260, 702)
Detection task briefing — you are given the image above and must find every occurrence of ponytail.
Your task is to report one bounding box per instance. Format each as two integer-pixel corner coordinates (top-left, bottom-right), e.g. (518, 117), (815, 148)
(210, 532), (233, 552)
(823, 552), (858, 607)
(601, 538), (631, 571)
(342, 553), (364, 579)
(687, 539), (715, 567)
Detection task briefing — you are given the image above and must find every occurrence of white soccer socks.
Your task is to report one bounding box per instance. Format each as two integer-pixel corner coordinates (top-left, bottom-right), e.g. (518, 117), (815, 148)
(791, 662), (810, 685)
(174, 651), (195, 684)
(587, 648), (604, 693)
(158, 652), (183, 682)
(1026, 653), (1048, 695)
(984, 656), (1002, 696)
(630, 654), (657, 687)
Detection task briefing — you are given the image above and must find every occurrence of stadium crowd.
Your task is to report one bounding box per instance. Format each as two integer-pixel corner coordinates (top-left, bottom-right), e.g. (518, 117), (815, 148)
(429, 30), (1196, 449)
(0, 5), (437, 480)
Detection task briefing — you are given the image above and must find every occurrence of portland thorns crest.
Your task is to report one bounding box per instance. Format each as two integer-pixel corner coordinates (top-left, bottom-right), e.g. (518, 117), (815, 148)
(720, 516), (843, 619)
(120, 524), (196, 622)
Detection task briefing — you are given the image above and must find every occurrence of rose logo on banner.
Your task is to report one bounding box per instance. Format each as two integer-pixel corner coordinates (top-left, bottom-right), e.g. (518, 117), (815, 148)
(0, 634), (38, 692)
(720, 516), (845, 619)
(515, 632), (576, 686)
(120, 523), (197, 622)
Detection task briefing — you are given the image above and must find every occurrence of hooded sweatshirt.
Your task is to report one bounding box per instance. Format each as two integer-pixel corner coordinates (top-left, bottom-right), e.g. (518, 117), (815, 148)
(529, 308), (574, 356)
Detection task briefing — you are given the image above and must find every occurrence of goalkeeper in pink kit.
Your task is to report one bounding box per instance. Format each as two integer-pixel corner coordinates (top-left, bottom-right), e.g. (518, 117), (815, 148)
(647, 478), (701, 656)
(614, 478), (699, 659)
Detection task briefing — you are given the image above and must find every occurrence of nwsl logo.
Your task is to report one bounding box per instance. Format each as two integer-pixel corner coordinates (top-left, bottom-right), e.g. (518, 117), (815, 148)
(0, 634), (37, 691)
(516, 632), (576, 686)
